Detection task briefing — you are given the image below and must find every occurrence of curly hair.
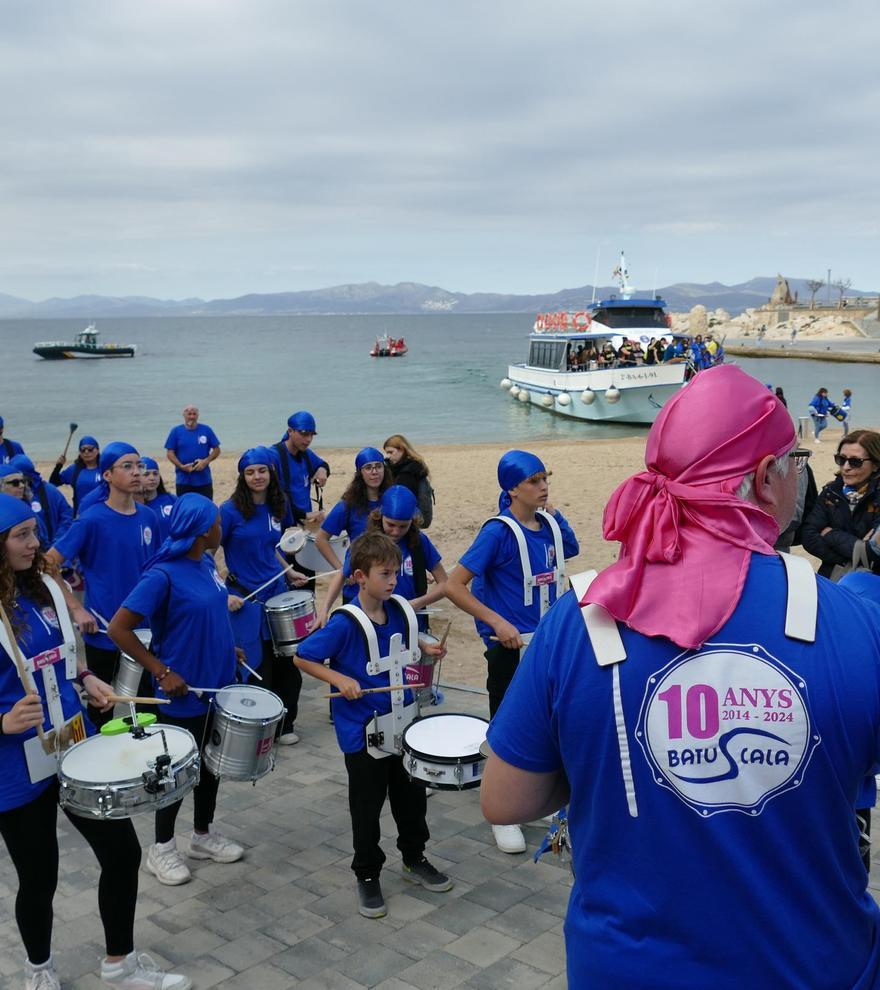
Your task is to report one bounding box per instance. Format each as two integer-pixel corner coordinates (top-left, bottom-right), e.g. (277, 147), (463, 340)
(340, 464), (391, 515)
(231, 464), (289, 521)
(0, 532), (53, 637)
(366, 507), (422, 552)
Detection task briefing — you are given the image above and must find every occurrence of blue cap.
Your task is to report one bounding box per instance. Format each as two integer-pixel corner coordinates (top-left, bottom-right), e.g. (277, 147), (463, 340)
(287, 411), (317, 433)
(140, 456), (159, 471)
(380, 485), (418, 521)
(238, 446), (273, 473)
(497, 450), (546, 510)
(99, 442), (139, 474)
(10, 455), (37, 480)
(355, 447), (385, 471)
(146, 494), (219, 570)
(0, 462), (23, 479)
(0, 492), (34, 533)
(79, 435), (98, 450)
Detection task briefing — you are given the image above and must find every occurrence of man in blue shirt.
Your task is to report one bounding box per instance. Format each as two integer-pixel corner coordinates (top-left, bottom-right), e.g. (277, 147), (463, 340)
(270, 410), (329, 525)
(0, 415), (25, 464)
(165, 405), (221, 499)
(482, 366), (880, 989)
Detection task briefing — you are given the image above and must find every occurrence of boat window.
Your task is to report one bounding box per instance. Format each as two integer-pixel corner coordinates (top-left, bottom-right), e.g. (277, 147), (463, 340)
(592, 307), (668, 330)
(527, 340), (567, 370)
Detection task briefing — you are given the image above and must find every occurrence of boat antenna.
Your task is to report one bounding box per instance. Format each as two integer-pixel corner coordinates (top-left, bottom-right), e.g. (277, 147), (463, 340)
(652, 267), (658, 297)
(590, 247), (601, 305)
(613, 251), (633, 300)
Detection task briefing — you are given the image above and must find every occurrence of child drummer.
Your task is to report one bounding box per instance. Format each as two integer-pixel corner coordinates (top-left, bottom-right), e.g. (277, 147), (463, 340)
(295, 531), (452, 919)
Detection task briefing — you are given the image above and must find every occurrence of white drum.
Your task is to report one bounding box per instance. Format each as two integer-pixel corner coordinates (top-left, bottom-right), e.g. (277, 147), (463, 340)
(401, 713), (489, 790)
(265, 590), (317, 656)
(294, 533), (349, 574)
(59, 725), (199, 819)
(111, 629), (153, 717)
(203, 685), (286, 782)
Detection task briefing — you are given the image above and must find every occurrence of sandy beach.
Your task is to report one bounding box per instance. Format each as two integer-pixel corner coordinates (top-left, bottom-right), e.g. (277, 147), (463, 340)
(33, 425), (860, 690)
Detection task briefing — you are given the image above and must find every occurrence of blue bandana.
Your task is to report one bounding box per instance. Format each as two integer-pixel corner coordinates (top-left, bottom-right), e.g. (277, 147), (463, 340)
(0, 492), (35, 533)
(0, 462), (24, 479)
(90, 441), (140, 503)
(355, 447), (385, 471)
(139, 456), (159, 472)
(237, 446), (273, 473)
(497, 449), (546, 510)
(381, 485), (418, 521)
(146, 493), (219, 570)
(10, 455), (41, 490)
(79, 435), (99, 451)
(287, 411), (317, 433)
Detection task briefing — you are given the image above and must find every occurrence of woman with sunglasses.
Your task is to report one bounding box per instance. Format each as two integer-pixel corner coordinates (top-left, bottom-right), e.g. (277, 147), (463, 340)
(49, 436), (102, 516)
(802, 429), (880, 579)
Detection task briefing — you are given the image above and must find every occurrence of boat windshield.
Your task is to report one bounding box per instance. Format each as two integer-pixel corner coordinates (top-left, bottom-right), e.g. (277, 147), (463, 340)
(592, 306), (668, 330)
(527, 339), (568, 370)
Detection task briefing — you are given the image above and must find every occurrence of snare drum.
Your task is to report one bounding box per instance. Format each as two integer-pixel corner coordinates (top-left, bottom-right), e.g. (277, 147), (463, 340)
(404, 632), (438, 708)
(111, 629), (153, 716)
(401, 713), (489, 790)
(265, 590), (317, 656)
(59, 725), (199, 819)
(294, 533), (349, 574)
(203, 685), (286, 782)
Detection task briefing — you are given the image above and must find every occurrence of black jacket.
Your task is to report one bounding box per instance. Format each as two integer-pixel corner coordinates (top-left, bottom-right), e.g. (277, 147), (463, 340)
(801, 473), (880, 577)
(387, 456), (427, 497)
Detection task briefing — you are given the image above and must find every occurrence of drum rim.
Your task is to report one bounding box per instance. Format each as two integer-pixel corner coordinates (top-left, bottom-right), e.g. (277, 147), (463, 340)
(264, 591), (316, 612)
(213, 684), (286, 720)
(401, 713), (489, 764)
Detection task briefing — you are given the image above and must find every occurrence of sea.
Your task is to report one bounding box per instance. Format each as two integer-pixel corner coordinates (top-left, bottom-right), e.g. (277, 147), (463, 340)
(2, 314), (877, 460)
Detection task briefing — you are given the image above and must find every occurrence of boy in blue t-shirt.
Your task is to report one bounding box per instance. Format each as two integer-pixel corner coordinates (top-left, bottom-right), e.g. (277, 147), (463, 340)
(164, 404), (221, 498)
(295, 531), (452, 919)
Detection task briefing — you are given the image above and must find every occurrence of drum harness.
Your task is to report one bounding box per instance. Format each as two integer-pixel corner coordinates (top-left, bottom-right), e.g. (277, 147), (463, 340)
(331, 594), (420, 759)
(534, 555), (819, 869)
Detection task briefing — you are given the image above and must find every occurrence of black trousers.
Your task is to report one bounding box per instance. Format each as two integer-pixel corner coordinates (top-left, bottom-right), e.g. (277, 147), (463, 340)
(0, 780), (140, 963)
(154, 709), (220, 842)
(343, 748), (429, 880)
(175, 483), (214, 500)
(484, 643), (522, 718)
(84, 644), (120, 729)
(246, 638), (301, 732)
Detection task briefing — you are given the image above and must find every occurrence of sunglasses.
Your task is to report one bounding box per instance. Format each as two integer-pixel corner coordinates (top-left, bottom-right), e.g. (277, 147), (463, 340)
(3, 477), (25, 487)
(80, 445), (97, 453)
(834, 454), (875, 469)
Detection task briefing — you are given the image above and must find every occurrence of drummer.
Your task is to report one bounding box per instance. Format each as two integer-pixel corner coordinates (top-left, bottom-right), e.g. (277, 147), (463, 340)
(49, 435), (103, 516)
(317, 486), (447, 629)
(295, 531), (452, 920)
(139, 456), (177, 543)
(0, 494), (190, 990)
(220, 447), (307, 746)
(108, 494), (243, 887)
(314, 446), (391, 573)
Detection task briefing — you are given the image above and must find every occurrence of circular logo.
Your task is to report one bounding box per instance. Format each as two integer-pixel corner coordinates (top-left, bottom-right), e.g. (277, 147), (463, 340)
(31, 500), (41, 512)
(241, 697), (256, 708)
(636, 645), (820, 817)
(142, 526), (153, 545)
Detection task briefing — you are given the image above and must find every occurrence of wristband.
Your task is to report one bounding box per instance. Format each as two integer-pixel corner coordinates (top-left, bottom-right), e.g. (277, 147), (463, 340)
(75, 670), (95, 687)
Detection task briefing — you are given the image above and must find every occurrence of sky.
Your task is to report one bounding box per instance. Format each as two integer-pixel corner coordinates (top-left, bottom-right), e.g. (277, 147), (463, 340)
(1, 0), (877, 301)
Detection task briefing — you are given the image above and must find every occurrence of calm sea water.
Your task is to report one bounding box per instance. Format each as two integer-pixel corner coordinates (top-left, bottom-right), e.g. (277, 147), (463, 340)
(1, 314), (876, 460)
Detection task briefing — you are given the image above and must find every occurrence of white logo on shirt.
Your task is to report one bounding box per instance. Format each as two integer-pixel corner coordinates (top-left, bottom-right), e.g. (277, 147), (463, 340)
(162, 505), (172, 517)
(270, 516), (282, 532)
(142, 526), (153, 545)
(40, 606), (60, 629)
(199, 435), (208, 444)
(401, 554), (413, 577)
(212, 569), (227, 593)
(31, 501), (42, 513)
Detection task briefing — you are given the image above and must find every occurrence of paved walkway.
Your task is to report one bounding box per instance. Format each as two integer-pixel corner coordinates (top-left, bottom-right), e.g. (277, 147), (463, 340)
(0, 682), (572, 989)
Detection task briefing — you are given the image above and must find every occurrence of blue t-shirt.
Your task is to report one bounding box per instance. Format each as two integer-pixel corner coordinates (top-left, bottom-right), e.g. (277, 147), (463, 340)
(0, 438), (25, 465)
(460, 508), (579, 643)
(58, 463), (103, 513)
(0, 593), (90, 812)
(296, 595), (415, 752)
(164, 423), (220, 487)
(340, 531), (441, 620)
(269, 444), (329, 516)
(122, 556), (237, 717)
(220, 499), (294, 603)
(146, 492), (177, 543)
(322, 499), (379, 540)
(488, 554), (880, 989)
(52, 502), (157, 649)
(31, 482), (73, 549)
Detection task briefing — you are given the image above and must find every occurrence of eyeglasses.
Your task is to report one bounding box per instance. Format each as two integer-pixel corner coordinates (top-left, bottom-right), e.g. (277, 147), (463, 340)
(361, 464), (383, 472)
(112, 460), (142, 473)
(834, 454), (875, 469)
(3, 478), (25, 487)
(80, 445), (97, 453)
(788, 449), (812, 474)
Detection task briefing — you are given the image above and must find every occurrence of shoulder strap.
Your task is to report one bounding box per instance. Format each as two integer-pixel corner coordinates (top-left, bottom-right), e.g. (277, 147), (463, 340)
(41, 575), (78, 675)
(331, 595), (419, 669)
(273, 442), (291, 491)
(536, 508), (566, 594)
(777, 553), (817, 642)
(480, 515), (534, 607)
(36, 487), (54, 544)
(410, 536), (428, 598)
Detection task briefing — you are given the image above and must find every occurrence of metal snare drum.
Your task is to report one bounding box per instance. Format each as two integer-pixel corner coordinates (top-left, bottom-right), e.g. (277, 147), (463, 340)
(58, 725), (199, 819)
(265, 590), (317, 657)
(404, 632), (438, 709)
(111, 629), (153, 718)
(294, 533), (349, 574)
(401, 713), (489, 790)
(202, 684), (286, 782)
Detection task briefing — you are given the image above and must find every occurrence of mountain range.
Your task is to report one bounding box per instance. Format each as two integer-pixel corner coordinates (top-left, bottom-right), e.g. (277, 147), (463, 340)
(0, 277), (871, 319)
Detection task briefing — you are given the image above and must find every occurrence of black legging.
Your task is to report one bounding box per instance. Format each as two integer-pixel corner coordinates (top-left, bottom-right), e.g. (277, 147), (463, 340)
(154, 709), (220, 843)
(0, 780), (141, 964)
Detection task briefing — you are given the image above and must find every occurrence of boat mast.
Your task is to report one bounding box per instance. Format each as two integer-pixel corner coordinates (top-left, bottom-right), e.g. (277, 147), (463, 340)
(613, 251), (633, 300)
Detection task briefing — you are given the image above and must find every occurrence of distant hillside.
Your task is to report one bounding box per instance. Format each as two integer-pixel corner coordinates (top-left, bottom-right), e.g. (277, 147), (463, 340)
(0, 278), (873, 319)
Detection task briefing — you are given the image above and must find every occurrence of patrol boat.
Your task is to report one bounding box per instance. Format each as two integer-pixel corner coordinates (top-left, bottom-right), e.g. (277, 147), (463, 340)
(501, 254), (687, 424)
(33, 323), (137, 360)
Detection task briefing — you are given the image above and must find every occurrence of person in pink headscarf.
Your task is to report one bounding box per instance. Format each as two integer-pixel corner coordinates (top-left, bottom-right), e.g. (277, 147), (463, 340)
(480, 366), (880, 990)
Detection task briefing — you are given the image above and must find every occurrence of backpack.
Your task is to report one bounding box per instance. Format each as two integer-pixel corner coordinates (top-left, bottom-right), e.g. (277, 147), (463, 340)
(416, 476), (435, 529)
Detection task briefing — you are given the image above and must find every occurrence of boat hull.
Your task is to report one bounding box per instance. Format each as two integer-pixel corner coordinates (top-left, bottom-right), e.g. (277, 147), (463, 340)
(33, 346), (136, 360)
(505, 363), (686, 424)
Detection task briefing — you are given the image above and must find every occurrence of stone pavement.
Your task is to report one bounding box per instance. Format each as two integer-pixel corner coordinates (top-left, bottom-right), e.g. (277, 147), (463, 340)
(0, 681), (572, 989)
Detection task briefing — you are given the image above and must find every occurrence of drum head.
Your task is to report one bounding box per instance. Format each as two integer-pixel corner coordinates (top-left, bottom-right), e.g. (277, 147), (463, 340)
(215, 684), (284, 719)
(403, 714), (488, 761)
(60, 726), (195, 784)
(265, 590), (314, 611)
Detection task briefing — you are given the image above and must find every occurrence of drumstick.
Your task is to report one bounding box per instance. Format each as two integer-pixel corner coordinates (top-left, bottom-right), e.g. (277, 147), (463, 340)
(238, 659), (263, 681)
(106, 694), (170, 705)
(0, 600), (49, 747)
(324, 682), (424, 699)
(240, 564), (301, 603)
(438, 620), (452, 650)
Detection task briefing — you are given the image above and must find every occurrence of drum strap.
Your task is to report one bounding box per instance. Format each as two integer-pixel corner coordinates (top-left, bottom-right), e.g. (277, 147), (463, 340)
(778, 552), (817, 642)
(480, 510), (565, 615)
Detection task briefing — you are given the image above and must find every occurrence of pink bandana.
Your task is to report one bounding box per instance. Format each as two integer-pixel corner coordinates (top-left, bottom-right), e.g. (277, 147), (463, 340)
(583, 365), (796, 649)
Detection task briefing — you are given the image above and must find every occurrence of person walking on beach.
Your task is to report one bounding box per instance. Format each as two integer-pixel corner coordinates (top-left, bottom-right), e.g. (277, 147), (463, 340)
(164, 405), (221, 499)
(481, 366), (880, 990)
(809, 387), (832, 443)
(445, 450), (578, 854)
(840, 389), (853, 432)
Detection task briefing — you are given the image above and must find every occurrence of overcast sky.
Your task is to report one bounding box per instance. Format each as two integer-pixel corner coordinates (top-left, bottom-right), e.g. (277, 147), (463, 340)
(1, 0), (877, 300)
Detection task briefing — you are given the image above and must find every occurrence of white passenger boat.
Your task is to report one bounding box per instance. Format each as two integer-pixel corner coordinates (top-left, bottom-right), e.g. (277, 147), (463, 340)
(501, 255), (688, 424)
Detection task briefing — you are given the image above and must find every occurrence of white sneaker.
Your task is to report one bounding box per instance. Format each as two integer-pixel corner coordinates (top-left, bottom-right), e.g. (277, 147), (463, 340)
(146, 840), (191, 886)
(101, 950), (191, 989)
(492, 823), (526, 854)
(188, 829), (244, 863)
(277, 730), (300, 745)
(25, 960), (60, 990)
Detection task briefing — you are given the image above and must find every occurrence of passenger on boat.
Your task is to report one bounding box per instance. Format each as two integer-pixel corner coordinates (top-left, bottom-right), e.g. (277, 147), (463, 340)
(582, 344), (598, 367)
(598, 342), (617, 367)
(631, 341), (645, 365)
(617, 340), (636, 367)
(645, 338), (667, 365)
